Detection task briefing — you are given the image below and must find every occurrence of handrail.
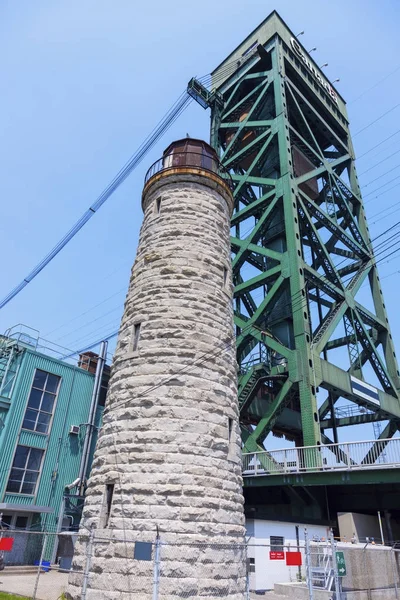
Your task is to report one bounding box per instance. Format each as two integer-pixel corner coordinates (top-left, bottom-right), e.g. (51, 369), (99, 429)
(144, 151), (233, 189)
(242, 437), (400, 476)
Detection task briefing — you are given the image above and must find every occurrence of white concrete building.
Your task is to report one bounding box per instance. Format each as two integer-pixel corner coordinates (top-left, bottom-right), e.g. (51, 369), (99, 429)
(246, 519), (330, 591)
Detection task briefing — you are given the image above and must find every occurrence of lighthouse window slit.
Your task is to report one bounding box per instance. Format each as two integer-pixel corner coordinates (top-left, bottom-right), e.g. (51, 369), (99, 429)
(228, 418), (233, 442)
(103, 483), (114, 528)
(132, 323), (141, 352)
(223, 267), (228, 288)
(155, 197), (162, 214)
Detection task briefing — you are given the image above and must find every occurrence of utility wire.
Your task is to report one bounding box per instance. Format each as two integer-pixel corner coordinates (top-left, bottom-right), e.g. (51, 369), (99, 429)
(364, 174), (400, 199)
(349, 63), (400, 105)
(357, 129), (400, 161)
(363, 163), (400, 188)
(0, 91), (192, 311)
(101, 226), (400, 416)
(0, 57), (241, 313)
(364, 182), (400, 205)
(73, 217), (400, 362)
(354, 102), (400, 137)
(358, 148), (400, 177)
(57, 199), (400, 351)
(44, 286), (127, 337)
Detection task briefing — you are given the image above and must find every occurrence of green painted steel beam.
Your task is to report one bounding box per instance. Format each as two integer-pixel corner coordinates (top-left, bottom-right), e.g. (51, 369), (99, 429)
(243, 467), (400, 487)
(243, 377), (293, 451)
(195, 14), (400, 453)
(319, 359), (400, 419)
(320, 413), (384, 429)
(234, 265), (282, 296)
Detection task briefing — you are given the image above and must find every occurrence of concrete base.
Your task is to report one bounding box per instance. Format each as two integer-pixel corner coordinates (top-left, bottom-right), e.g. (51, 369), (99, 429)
(274, 582), (398, 600)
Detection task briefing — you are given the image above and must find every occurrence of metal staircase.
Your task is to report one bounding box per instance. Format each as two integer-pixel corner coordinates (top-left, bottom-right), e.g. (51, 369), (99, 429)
(310, 544), (334, 591)
(238, 363), (269, 412)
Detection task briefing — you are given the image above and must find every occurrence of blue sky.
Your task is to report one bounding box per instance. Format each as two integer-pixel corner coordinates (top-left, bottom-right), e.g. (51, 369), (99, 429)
(1, 1), (400, 440)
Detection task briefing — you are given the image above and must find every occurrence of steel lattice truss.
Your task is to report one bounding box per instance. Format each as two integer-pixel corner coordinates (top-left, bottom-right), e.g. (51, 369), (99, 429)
(189, 15), (400, 459)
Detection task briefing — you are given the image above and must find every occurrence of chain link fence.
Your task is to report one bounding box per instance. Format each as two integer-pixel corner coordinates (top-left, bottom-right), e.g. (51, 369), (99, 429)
(1, 529), (400, 599)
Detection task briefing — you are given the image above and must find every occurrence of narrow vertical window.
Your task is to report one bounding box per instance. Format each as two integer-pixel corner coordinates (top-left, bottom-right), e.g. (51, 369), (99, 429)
(223, 267), (228, 289)
(132, 323), (141, 352)
(102, 483), (114, 528)
(155, 197), (162, 214)
(227, 417), (236, 460)
(228, 418), (233, 443)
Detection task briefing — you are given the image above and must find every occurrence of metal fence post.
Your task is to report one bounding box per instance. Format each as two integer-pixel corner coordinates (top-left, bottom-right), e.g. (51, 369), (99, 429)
(330, 530), (341, 600)
(32, 533), (48, 600)
(81, 526), (95, 600)
(363, 542), (372, 600)
(391, 548), (399, 599)
(246, 560), (250, 600)
(152, 531), (161, 600)
(304, 528), (314, 600)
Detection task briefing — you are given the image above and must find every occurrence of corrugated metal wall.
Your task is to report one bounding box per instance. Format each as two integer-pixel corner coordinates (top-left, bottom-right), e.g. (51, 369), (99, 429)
(0, 349), (105, 531)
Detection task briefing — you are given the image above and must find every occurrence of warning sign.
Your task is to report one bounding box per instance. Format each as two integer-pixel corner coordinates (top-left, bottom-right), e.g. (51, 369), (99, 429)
(269, 551), (285, 560)
(0, 538), (14, 551)
(286, 552), (302, 566)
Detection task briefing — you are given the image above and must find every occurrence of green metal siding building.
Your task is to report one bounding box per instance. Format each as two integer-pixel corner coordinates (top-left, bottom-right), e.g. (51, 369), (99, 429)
(0, 326), (105, 537)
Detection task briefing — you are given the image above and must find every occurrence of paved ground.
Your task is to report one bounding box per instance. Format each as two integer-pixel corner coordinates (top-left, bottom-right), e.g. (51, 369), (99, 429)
(0, 571), (68, 599)
(0, 573), (284, 600)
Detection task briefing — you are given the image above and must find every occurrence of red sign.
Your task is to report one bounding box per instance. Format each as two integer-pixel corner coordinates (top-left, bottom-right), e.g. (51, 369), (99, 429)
(0, 537), (14, 551)
(269, 551), (285, 560)
(286, 552), (302, 566)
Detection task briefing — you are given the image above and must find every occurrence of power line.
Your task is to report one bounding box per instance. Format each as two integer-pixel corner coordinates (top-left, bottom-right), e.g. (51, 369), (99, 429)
(349, 63), (400, 105)
(353, 102), (400, 137)
(44, 286), (127, 337)
(54, 305), (123, 343)
(362, 163), (400, 188)
(72, 216), (400, 367)
(357, 129), (400, 161)
(0, 91), (192, 311)
(364, 175), (400, 199)
(63, 198), (400, 354)
(358, 148), (400, 177)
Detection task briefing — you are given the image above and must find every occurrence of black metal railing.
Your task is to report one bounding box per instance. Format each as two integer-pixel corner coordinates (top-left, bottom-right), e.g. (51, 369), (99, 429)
(144, 152), (233, 188)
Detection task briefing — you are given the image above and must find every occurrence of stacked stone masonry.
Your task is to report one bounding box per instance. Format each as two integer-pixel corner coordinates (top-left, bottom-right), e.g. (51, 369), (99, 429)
(67, 169), (246, 599)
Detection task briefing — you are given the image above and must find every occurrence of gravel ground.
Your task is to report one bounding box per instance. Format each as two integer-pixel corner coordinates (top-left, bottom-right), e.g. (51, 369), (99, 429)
(0, 571), (68, 600)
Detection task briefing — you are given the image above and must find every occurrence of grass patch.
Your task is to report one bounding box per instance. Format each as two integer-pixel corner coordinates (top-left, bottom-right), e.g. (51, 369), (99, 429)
(0, 594), (31, 600)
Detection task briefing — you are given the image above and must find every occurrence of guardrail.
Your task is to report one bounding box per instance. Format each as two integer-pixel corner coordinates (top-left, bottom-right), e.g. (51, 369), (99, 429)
(242, 438), (400, 477)
(144, 152), (233, 188)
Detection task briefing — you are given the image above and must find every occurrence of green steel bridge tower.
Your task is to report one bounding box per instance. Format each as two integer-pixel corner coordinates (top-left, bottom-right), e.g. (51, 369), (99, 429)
(188, 11), (400, 464)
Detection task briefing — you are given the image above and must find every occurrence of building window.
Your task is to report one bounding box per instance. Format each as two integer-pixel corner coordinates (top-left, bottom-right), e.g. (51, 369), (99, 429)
(6, 446), (44, 495)
(15, 516), (28, 529)
(1, 515), (12, 529)
(270, 536), (285, 552)
(22, 370), (61, 434)
(248, 557), (255, 573)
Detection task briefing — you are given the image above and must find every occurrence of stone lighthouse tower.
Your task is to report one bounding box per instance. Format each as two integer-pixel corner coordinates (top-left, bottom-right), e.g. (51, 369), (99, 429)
(67, 139), (246, 599)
